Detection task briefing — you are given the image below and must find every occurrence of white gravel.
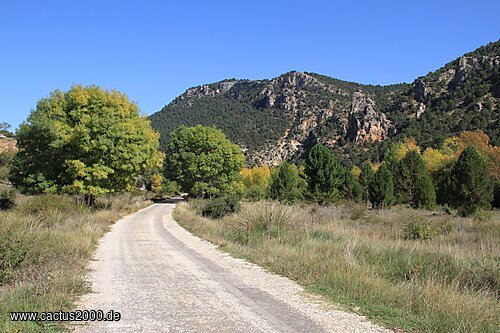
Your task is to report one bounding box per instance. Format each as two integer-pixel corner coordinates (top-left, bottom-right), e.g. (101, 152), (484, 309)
(70, 203), (391, 333)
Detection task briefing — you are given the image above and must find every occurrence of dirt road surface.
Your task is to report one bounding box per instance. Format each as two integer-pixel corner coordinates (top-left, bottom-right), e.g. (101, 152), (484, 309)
(72, 203), (389, 333)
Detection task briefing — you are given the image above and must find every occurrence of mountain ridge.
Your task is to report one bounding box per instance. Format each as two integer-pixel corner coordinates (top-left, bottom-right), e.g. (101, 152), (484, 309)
(150, 41), (499, 166)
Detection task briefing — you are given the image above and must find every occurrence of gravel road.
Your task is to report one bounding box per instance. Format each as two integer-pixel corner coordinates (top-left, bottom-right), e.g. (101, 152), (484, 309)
(71, 203), (390, 333)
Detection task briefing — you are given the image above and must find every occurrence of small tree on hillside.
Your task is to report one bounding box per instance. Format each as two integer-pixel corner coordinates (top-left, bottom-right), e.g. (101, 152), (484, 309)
(0, 122), (9, 130)
(305, 144), (343, 204)
(268, 162), (302, 204)
(414, 173), (436, 209)
(451, 146), (493, 216)
(369, 164), (394, 209)
(359, 161), (374, 206)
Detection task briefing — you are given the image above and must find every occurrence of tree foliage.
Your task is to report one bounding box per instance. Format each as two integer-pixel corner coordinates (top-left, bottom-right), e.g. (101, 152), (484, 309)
(394, 150), (426, 205)
(241, 164), (271, 200)
(369, 164), (394, 209)
(391, 138), (421, 161)
(414, 173), (436, 209)
(305, 144), (343, 204)
(0, 122), (14, 137)
(422, 147), (453, 173)
(341, 168), (362, 203)
(455, 130), (500, 182)
(268, 162), (303, 204)
(359, 161), (375, 206)
(9, 85), (163, 201)
(164, 125), (245, 197)
(451, 146), (493, 215)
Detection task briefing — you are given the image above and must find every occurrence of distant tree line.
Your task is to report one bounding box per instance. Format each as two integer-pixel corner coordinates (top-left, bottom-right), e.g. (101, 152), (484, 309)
(237, 130), (497, 216)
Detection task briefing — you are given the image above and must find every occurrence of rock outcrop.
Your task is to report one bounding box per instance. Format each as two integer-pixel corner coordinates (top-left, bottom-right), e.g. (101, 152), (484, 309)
(248, 73), (393, 165)
(346, 92), (391, 144)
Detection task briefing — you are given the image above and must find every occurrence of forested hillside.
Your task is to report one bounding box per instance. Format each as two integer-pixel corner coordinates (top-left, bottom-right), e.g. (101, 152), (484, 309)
(150, 41), (499, 166)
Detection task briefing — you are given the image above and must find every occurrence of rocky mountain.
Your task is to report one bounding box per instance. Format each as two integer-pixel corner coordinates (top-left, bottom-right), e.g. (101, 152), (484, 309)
(150, 41), (499, 166)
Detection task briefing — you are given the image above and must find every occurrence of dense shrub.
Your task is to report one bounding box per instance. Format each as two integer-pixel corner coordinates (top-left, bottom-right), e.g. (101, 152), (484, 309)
(201, 195), (241, 219)
(344, 202), (367, 220)
(0, 187), (16, 210)
(472, 209), (493, 223)
(0, 216), (29, 284)
(403, 216), (452, 240)
(158, 180), (181, 197)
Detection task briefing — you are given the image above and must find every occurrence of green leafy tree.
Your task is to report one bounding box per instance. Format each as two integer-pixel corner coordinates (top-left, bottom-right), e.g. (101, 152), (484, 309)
(451, 146), (493, 215)
(304, 144), (343, 204)
(359, 161), (374, 206)
(0, 122), (13, 136)
(9, 85), (163, 203)
(268, 162), (303, 204)
(395, 150), (426, 205)
(369, 164), (394, 209)
(341, 168), (362, 203)
(0, 122), (10, 131)
(414, 173), (436, 209)
(164, 125), (245, 197)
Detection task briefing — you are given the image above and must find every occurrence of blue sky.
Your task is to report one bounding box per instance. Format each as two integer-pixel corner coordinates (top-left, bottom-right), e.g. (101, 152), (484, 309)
(1, 0), (499, 130)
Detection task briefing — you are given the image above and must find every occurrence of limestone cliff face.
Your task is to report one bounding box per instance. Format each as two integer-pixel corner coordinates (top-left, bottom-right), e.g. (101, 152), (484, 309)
(245, 72), (394, 165)
(346, 92), (392, 143)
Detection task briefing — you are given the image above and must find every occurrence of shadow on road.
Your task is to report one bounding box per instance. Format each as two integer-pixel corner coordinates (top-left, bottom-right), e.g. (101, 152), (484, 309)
(151, 197), (185, 204)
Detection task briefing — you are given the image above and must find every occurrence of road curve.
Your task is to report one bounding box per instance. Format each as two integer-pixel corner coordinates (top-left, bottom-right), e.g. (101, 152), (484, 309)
(71, 203), (389, 333)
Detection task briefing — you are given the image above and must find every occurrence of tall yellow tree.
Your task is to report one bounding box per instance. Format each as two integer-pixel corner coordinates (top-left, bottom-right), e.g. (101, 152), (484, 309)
(241, 164), (271, 200)
(392, 138), (421, 161)
(456, 130), (499, 181)
(422, 147), (454, 173)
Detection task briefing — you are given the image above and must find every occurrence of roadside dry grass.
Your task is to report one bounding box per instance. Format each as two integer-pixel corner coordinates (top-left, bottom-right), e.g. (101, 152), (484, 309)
(0, 193), (150, 332)
(174, 201), (499, 333)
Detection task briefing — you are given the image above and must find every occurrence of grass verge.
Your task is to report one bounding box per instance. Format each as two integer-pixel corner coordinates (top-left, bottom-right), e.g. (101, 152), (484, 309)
(174, 201), (499, 333)
(0, 193), (150, 332)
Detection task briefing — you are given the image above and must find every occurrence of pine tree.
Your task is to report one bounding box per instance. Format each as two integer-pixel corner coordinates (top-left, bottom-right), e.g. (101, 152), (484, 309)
(341, 168), (363, 203)
(305, 144), (343, 204)
(451, 146), (493, 216)
(493, 182), (500, 208)
(395, 150), (426, 205)
(268, 162), (302, 204)
(414, 173), (436, 209)
(433, 161), (455, 205)
(369, 164), (394, 209)
(359, 161), (374, 206)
